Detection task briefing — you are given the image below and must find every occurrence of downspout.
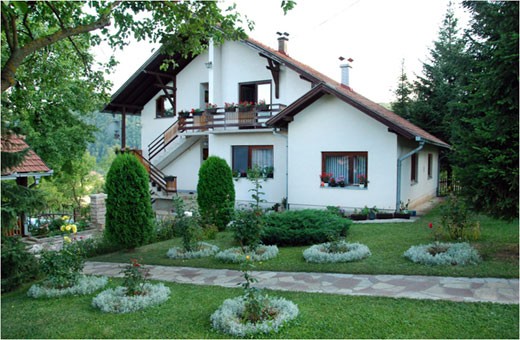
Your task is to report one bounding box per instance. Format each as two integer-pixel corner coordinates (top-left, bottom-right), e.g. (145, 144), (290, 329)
(273, 129), (289, 209)
(396, 138), (425, 211)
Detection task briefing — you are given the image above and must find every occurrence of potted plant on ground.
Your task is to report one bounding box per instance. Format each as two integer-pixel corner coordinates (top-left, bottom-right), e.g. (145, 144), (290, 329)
(368, 206), (378, 220)
(394, 200), (411, 219)
(350, 208), (368, 221)
(376, 211), (394, 219)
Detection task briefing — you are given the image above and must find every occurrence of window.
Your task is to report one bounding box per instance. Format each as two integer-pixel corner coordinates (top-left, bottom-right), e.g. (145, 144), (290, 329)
(321, 152), (368, 185)
(411, 153), (418, 183)
(427, 153), (433, 179)
(239, 81), (272, 105)
(232, 145), (274, 177)
(156, 94), (175, 118)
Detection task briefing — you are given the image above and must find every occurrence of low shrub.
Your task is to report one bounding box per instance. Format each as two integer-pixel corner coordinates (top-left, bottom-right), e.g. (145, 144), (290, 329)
(166, 242), (219, 259)
(92, 283), (171, 313)
(231, 209), (264, 251)
(154, 216), (177, 241)
(404, 242), (481, 266)
(261, 210), (351, 246)
(440, 195), (481, 241)
(1, 236), (40, 292)
(303, 241), (371, 263)
(27, 275), (108, 298)
(216, 245), (279, 263)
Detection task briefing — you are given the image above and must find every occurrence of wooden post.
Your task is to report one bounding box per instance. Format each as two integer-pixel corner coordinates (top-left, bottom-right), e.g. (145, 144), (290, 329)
(121, 107), (127, 149)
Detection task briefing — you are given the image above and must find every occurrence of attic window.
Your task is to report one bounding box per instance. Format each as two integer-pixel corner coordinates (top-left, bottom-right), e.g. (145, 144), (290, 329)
(156, 95), (175, 118)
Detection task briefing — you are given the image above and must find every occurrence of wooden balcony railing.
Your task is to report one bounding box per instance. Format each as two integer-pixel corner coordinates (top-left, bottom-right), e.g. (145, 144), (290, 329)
(179, 104), (286, 131)
(125, 149), (176, 193)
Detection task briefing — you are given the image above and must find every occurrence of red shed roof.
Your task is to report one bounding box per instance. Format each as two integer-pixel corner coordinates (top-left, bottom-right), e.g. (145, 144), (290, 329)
(1, 134), (53, 178)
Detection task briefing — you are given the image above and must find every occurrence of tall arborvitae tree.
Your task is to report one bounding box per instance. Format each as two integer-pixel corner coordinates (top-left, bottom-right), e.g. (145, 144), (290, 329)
(410, 3), (467, 145)
(451, 1), (519, 219)
(391, 59), (413, 120)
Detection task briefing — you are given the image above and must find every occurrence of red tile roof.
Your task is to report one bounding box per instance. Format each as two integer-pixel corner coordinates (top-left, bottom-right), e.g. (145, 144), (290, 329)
(246, 38), (450, 148)
(1, 134), (52, 176)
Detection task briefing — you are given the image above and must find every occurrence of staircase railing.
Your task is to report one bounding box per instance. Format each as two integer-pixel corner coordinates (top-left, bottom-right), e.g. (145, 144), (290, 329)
(126, 149), (176, 193)
(148, 120), (182, 161)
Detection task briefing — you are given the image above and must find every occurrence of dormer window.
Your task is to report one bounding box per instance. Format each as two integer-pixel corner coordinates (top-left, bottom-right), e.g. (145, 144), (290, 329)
(156, 94), (175, 118)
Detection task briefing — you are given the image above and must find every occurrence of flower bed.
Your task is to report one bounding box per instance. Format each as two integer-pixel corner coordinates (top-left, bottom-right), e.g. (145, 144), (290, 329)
(404, 242), (481, 266)
(303, 240), (371, 263)
(210, 296), (298, 337)
(27, 275), (108, 298)
(215, 245), (279, 263)
(166, 242), (219, 259)
(92, 283), (171, 313)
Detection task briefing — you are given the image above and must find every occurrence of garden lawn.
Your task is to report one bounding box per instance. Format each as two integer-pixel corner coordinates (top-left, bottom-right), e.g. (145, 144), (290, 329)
(90, 206), (519, 278)
(1, 279), (518, 339)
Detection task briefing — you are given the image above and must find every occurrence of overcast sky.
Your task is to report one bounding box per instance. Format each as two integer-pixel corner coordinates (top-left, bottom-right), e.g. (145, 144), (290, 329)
(97, 0), (470, 104)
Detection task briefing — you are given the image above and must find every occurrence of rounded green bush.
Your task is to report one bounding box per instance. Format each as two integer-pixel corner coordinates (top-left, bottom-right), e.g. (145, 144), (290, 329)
(261, 210), (351, 246)
(105, 153), (154, 249)
(197, 156), (235, 231)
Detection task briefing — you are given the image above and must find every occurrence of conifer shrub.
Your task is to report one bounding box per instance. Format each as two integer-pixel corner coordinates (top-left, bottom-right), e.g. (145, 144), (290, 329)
(261, 210), (351, 246)
(104, 153), (154, 249)
(197, 156), (235, 231)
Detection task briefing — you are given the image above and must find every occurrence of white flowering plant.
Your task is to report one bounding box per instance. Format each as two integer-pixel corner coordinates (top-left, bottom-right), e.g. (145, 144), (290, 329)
(92, 283), (171, 313)
(27, 275), (108, 298)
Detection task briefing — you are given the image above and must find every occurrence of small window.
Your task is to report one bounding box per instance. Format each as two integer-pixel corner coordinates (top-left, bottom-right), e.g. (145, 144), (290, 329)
(321, 152), (368, 185)
(411, 154), (418, 183)
(156, 95), (175, 118)
(427, 153), (433, 179)
(232, 145), (274, 178)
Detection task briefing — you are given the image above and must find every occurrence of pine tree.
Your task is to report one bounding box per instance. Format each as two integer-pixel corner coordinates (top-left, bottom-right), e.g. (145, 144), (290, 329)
(410, 3), (467, 144)
(451, 1), (519, 219)
(392, 59), (413, 120)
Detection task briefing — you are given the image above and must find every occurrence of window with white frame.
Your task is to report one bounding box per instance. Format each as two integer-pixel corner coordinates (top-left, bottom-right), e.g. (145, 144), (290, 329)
(321, 152), (368, 186)
(232, 145), (274, 178)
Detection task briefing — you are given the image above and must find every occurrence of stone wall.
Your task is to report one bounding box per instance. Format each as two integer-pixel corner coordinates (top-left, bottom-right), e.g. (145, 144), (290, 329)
(90, 193), (107, 231)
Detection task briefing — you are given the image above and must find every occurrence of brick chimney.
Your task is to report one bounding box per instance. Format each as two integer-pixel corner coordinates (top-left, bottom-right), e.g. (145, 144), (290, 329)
(277, 32), (289, 54)
(339, 57), (353, 87)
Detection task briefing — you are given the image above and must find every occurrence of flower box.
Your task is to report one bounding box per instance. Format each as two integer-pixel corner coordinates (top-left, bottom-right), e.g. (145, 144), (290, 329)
(393, 212), (411, 219)
(350, 214), (368, 221)
(376, 213), (394, 219)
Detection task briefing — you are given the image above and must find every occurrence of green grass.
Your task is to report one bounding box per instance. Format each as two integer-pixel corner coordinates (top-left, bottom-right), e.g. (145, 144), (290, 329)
(91, 206), (519, 278)
(1, 279), (518, 339)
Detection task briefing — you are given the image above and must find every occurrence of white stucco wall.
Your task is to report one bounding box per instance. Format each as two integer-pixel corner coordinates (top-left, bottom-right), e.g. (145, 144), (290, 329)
(160, 139), (203, 191)
(398, 139), (439, 209)
(287, 95), (399, 211)
(208, 131), (287, 205)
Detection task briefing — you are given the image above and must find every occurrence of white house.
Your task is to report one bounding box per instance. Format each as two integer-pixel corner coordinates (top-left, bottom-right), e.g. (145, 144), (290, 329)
(104, 36), (450, 213)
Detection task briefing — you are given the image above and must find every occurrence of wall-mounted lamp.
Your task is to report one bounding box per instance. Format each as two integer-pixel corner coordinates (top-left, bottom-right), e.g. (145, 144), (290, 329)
(204, 61), (213, 69)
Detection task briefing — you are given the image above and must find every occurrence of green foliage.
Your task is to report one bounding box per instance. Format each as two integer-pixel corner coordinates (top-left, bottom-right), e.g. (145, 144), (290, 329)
(232, 209), (264, 251)
(391, 59), (414, 120)
(121, 259), (150, 296)
(1, 181), (46, 231)
(39, 241), (86, 289)
(172, 197), (202, 252)
(246, 165), (267, 210)
(451, 1), (519, 220)
(439, 195), (481, 241)
(197, 156), (235, 231)
(239, 259), (269, 323)
(154, 216), (177, 242)
(1, 237), (40, 292)
(104, 153), (154, 249)
(261, 210), (351, 246)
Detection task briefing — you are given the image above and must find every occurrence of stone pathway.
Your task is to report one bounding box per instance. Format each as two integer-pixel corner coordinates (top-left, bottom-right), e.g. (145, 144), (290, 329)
(84, 261), (519, 305)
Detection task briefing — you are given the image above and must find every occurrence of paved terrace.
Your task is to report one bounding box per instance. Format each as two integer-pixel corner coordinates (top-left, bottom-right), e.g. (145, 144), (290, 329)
(84, 261), (519, 305)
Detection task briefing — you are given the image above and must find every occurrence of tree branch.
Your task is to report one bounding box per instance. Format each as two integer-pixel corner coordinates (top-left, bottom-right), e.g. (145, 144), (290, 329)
(1, 10), (14, 52)
(46, 1), (90, 75)
(1, 2), (119, 93)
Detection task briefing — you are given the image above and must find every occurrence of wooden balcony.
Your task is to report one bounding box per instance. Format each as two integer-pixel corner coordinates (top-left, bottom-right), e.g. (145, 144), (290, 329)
(178, 104), (286, 131)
